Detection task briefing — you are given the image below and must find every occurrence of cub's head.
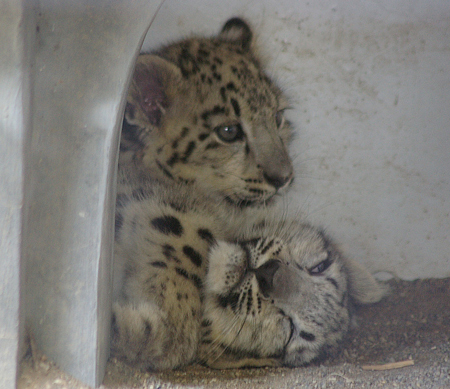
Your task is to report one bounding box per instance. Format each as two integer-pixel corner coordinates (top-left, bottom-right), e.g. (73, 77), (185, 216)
(200, 219), (386, 369)
(123, 18), (293, 206)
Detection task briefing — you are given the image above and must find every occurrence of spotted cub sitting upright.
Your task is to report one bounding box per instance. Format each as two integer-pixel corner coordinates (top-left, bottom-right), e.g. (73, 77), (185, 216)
(113, 18), (294, 371)
(119, 17), (293, 205)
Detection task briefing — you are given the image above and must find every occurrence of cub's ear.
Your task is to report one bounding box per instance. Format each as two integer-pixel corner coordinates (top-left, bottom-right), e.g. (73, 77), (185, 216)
(219, 17), (253, 51)
(341, 256), (388, 304)
(129, 54), (183, 127)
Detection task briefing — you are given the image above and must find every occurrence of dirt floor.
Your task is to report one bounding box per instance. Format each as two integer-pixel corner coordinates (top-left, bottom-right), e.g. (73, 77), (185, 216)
(19, 278), (450, 389)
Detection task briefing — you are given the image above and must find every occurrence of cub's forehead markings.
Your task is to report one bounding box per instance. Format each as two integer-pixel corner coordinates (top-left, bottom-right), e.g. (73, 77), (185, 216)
(230, 98), (241, 117)
(220, 87), (227, 103)
(180, 141), (196, 163)
(201, 105), (226, 121)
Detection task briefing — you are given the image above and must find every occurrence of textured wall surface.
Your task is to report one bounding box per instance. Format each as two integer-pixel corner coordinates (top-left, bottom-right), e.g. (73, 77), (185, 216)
(0, 1), (33, 387)
(142, 0), (450, 280)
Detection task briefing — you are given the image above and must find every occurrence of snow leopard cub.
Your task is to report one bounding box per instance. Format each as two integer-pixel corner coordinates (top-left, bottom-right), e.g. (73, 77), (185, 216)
(113, 18), (294, 370)
(200, 218), (386, 369)
(119, 17), (293, 205)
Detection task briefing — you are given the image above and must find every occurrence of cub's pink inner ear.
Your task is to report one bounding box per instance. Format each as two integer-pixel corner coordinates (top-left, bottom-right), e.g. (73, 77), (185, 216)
(133, 64), (168, 126)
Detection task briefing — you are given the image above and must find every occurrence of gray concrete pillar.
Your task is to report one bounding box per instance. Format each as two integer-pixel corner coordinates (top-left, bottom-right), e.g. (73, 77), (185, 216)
(0, 1), (34, 387)
(1, 1), (161, 387)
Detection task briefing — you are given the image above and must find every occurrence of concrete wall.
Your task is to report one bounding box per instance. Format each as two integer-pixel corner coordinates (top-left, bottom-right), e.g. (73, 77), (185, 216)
(142, 0), (450, 280)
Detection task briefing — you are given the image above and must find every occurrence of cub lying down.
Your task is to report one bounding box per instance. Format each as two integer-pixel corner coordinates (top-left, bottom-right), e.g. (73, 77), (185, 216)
(200, 218), (386, 369)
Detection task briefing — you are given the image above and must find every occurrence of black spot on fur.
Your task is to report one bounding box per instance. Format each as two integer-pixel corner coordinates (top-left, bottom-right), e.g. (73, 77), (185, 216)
(150, 261), (167, 268)
(201, 105), (226, 121)
(172, 127), (190, 149)
(175, 267), (202, 290)
(183, 245), (203, 267)
(202, 331), (212, 339)
(230, 98), (241, 117)
(180, 141), (196, 163)
(176, 267), (189, 279)
(162, 244), (181, 263)
(198, 133), (210, 141)
(151, 216), (183, 236)
(180, 127), (190, 138)
(226, 81), (237, 91)
(300, 331), (316, 342)
(218, 293), (239, 309)
(198, 228), (215, 244)
(197, 48), (210, 58)
(179, 44), (200, 78)
(246, 291), (253, 314)
(156, 160), (174, 180)
(167, 152), (179, 167)
(191, 274), (202, 290)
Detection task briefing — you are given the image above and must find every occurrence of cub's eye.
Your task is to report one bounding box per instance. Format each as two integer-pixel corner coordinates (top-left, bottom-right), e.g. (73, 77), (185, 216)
(308, 257), (332, 275)
(214, 124), (244, 143)
(275, 110), (285, 128)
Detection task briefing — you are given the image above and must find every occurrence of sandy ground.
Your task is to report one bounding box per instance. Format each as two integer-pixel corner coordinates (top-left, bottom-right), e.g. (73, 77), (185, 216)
(19, 278), (450, 389)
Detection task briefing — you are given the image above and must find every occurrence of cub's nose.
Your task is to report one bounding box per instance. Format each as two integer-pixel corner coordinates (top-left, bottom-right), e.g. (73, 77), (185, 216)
(255, 260), (281, 298)
(263, 171), (293, 189)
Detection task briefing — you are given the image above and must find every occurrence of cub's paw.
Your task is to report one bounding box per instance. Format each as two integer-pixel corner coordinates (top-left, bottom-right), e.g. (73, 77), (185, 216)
(111, 301), (166, 369)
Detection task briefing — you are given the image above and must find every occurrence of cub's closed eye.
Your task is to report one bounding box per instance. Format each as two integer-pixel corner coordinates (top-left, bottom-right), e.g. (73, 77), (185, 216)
(308, 257), (333, 275)
(214, 123), (244, 143)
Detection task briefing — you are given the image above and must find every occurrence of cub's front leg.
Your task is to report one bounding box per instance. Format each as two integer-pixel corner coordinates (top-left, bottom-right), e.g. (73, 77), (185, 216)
(112, 272), (202, 370)
(112, 197), (217, 370)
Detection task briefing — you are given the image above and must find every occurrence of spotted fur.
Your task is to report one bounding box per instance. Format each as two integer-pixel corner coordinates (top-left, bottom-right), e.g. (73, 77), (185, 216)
(112, 18), (384, 372)
(120, 17), (294, 207)
(199, 219), (386, 369)
(112, 166), (228, 370)
(113, 17), (295, 370)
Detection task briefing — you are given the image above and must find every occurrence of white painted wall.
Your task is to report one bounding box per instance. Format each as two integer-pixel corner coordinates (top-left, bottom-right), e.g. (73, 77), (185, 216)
(142, 0), (450, 280)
